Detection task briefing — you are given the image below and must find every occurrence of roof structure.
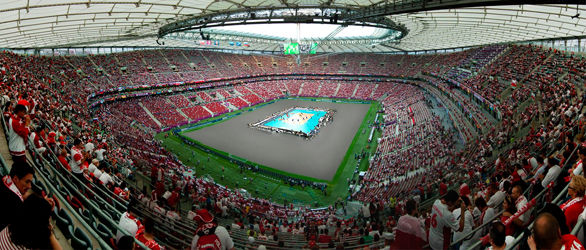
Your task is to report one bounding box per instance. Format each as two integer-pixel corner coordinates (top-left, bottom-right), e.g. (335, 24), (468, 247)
(1, 1), (586, 52)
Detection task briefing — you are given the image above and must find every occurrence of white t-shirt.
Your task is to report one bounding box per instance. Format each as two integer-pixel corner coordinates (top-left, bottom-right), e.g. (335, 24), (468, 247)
(95, 148), (106, 162)
(515, 196), (529, 223)
(487, 191), (506, 209)
(396, 214), (426, 241)
(116, 212), (139, 242)
(452, 208), (475, 250)
(84, 142), (95, 153)
(487, 235), (515, 250)
(542, 165), (561, 188)
(429, 199), (460, 250)
(93, 168), (103, 179)
(190, 226), (234, 250)
(362, 204), (371, 218)
(475, 207), (496, 239)
(88, 163), (98, 173)
(573, 161), (583, 176)
(99, 172), (112, 186)
(69, 147), (84, 174)
(529, 157), (538, 170)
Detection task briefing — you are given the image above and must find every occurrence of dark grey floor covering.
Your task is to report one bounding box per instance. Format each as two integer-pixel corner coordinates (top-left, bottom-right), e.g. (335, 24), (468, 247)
(184, 99), (370, 180)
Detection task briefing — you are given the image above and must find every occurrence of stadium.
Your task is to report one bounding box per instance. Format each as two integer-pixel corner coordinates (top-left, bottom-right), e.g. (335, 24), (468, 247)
(0, 0), (586, 249)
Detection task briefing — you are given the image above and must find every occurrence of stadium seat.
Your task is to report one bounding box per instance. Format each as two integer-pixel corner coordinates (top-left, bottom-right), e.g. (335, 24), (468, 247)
(71, 228), (93, 250)
(79, 208), (94, 225)
(55, 211), (73, 240)
(93, 223), (114, 241)
(55, 217), (73, 239)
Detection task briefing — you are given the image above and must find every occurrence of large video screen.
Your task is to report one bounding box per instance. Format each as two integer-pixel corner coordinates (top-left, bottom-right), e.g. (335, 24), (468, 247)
(283, 43), (300, 55)
(283, 43), (318, 54)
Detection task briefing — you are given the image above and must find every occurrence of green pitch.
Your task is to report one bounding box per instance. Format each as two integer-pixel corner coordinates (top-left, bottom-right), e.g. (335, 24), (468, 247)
(155, 98), (381, 207)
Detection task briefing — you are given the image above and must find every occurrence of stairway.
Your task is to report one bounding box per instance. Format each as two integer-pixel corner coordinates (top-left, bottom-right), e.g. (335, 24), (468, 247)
(138, 102), (163, 127)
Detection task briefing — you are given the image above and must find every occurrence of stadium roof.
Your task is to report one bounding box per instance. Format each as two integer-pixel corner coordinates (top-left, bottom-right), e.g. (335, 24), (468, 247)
(1, 1), (586, 52)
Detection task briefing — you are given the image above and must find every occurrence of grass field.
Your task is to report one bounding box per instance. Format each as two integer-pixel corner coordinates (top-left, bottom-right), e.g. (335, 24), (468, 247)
(155, 97), (381, 207)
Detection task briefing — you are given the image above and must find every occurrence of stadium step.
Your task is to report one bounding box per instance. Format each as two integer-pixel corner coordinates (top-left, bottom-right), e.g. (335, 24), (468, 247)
(202, 106), (214, 116)
(138, 102), (163, 127)
(333, 83), (341, 96)
(176, 108), (190, 120)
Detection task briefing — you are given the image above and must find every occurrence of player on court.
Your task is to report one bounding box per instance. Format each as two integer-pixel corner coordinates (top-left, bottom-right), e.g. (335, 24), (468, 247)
(429, 190), (466, 250)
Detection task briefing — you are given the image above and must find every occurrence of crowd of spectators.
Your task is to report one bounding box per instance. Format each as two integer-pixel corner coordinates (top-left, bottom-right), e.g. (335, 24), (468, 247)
(1, 42), (586, 250)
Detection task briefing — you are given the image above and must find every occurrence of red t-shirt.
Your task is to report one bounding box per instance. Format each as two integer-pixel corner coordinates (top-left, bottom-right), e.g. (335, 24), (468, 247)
(58, 155), (71, 171)
(439, 183), (448, 196)
(561, 198), (585, 230)
(459, 183), (470, 197)
(561, 234), (585, 250)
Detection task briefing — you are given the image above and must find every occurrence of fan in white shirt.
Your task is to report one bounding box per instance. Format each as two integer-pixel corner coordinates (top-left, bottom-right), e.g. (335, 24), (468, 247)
(452, 196), (476, 250)
(428, 190), (466, 250)
(87, 159), (99, 173)
(95, 147), (106, 162)
(93, 167), (103, 179)
(488, 221), (514, 250)
(98, 168), (112, 186)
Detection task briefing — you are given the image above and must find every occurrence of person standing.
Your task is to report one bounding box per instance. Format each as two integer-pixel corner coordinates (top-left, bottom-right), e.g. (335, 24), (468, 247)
(69, 138), (86, 180)
(7, 104), (30, 163)
(428, 190), (466, 250)
(393, 199), (426, 249)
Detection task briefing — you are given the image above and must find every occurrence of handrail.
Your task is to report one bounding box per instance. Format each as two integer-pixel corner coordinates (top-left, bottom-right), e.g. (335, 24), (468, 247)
(38, 156), (151, 250)
(43, 146), (125, 214)
(449, 210), (504, 247)
(503, 181), (557, 250)
(39, 120), (130, 208)
(30, 158), (113, 250)
(0, 146), (9, 176)
(571, 215), (584, 235)
(0, 106), (150, 250)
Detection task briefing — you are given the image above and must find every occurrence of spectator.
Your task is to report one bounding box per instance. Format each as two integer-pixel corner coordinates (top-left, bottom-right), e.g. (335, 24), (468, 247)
(28, 124), (46, 156)
(452, 196), (475, 250)
(510, 183), (529, 227)
(393, 199), (426, 249)
(487, 182), (506, 209)
(474, 197), (495, 239)
(117, 235), (135, 250)
(560, 175), (586, 229)
(488, 221), (513, 250)
(0, 162), (34, 231)
(541, 158), (561, 189)
(0, 193), (61, 250)
(500, 196), (517, 236)
(7, 104), (30, 163)
(57, 148), (71, 171)
(136, 217), (164, 250)
(87, 159), (99, 173)
(428, 190), (466, 250)
(95, 145), (107, 162)
(570, 147), (585, 177)
(527, 212), (585, 250)
(190, 209), (234, 250)
(69, 138), (86, 180)
(116, 199), (142, 243)
(99, 167), (113, 187)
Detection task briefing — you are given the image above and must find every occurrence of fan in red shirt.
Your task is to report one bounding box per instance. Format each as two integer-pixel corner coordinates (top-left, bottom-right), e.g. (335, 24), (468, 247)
(560, 175), (586, 230)
(135, 217), (164, 250)
(317, 229), (332, 244)
(528, 212), (585, 250)
(57, 148), (71, 171)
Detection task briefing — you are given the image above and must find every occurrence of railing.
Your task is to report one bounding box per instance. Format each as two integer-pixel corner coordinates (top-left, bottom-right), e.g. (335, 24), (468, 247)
(504, 144), (581, 249)
(0, 108), (150, 249)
